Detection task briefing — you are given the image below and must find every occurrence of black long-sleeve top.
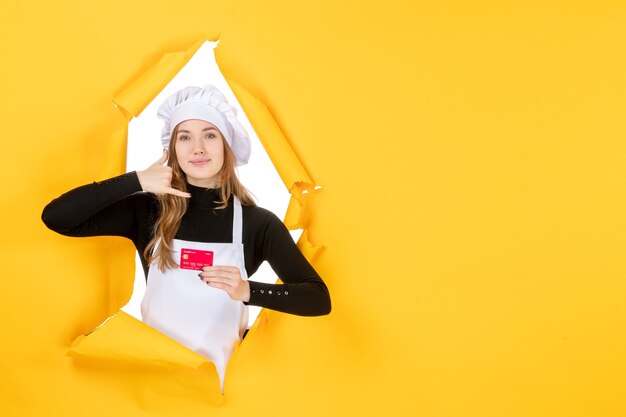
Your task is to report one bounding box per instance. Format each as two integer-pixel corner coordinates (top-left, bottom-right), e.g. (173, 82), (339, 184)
(41, 172), (331, 316)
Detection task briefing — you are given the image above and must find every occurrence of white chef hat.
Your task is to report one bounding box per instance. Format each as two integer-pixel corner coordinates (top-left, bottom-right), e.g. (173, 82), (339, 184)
(157, 85), (251, 165)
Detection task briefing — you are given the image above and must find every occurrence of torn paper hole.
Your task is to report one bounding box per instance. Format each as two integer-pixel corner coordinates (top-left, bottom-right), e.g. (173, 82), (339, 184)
(70, 39), (324, 394)
(123, 41), (291, 329)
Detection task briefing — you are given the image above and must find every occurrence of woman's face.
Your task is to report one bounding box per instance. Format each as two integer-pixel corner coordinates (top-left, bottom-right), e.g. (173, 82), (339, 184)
(174, 119), (225, 188)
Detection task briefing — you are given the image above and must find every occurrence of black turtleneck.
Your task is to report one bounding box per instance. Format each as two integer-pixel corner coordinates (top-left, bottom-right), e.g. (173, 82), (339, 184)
(41, 171), (331, 316)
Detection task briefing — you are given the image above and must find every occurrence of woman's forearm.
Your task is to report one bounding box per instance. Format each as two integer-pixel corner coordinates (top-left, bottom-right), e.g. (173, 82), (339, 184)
(41, 171), (144, 237)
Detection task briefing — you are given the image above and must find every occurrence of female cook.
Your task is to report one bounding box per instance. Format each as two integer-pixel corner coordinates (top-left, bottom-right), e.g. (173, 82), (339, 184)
(41, 85), (331, 388)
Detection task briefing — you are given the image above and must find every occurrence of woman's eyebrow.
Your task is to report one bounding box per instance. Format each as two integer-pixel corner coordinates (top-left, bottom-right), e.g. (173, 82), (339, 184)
(177, 127), (218, 134)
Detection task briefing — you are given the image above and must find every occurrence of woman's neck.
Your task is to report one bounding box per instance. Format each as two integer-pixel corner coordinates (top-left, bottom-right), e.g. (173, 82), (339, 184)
(187, 182), (221, 208)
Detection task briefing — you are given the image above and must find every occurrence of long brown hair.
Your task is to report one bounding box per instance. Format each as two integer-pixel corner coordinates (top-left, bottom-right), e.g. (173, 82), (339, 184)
(144, 124), (256, 271)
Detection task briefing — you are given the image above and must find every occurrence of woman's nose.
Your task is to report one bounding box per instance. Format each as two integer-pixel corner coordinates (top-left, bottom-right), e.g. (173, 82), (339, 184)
(192, 138), (205, 153)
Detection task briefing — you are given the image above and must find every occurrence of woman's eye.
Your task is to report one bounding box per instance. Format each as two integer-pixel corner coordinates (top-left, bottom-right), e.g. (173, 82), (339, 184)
(178, 135), (190, 141)
(205, 134), (216, 139)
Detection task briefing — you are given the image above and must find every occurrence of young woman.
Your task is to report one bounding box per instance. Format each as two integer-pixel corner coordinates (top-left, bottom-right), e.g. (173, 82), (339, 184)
(42, 85), (331, 387)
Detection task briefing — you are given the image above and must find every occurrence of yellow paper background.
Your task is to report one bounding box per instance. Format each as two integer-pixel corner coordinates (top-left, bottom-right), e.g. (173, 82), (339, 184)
(3, 1), (626, 416)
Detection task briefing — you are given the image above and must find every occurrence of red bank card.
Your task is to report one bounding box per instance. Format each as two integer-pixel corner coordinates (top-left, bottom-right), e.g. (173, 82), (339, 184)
(180, 248), (214, 270)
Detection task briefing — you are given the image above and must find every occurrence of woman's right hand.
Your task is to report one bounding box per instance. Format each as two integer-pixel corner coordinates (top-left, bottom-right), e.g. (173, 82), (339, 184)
(136, 151), (191, 198)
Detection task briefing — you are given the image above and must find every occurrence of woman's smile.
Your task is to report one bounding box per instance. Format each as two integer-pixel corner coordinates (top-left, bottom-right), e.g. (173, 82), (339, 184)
(190, 158), (211, 166)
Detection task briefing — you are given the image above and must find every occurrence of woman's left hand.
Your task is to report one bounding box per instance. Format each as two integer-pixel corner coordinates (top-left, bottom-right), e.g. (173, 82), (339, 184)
(199, 266), (250, 302)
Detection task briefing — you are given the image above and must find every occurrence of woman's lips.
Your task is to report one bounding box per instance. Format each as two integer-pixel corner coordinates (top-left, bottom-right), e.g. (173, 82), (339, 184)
(190, 159), (210, 166)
